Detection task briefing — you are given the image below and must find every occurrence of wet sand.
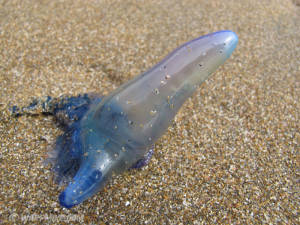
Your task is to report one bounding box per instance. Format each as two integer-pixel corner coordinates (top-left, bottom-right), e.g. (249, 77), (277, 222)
(0, 0), (299, 224)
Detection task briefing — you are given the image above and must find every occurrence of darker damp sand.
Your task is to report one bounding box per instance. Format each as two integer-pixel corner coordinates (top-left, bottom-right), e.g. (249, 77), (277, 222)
(0, 0), (299, 224)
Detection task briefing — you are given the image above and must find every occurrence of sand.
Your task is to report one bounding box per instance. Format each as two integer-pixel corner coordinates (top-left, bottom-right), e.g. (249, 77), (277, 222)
(0, 0), (299, 224)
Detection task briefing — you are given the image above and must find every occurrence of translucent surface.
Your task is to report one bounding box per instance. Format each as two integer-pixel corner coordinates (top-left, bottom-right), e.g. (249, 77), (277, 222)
(58, 31), (238, 208)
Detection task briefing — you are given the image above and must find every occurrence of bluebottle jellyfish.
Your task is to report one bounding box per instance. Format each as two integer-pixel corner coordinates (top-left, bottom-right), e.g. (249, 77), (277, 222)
(12, 31), (238, 208)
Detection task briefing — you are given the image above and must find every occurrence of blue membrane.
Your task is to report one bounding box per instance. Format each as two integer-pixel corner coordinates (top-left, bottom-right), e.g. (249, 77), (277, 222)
(38, 31), (237, 208)
(49, 94), (103, 183)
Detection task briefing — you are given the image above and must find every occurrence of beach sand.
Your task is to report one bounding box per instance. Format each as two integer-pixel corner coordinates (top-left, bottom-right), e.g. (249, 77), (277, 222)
(0, 0), (299, 224)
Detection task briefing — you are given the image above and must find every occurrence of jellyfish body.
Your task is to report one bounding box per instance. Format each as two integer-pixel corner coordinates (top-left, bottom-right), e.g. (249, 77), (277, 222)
(50, 31), (238, 208)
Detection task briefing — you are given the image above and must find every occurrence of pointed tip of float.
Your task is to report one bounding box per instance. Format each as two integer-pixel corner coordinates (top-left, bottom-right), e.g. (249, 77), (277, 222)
(216, 30), (238, 57)
(59, 191), (75, 209)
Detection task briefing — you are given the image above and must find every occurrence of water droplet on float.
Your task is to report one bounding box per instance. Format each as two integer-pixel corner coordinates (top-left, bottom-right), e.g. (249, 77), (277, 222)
(149, 109), (157, 116)
(160, 80), (166, 85)
(94, 171), (101, 179)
